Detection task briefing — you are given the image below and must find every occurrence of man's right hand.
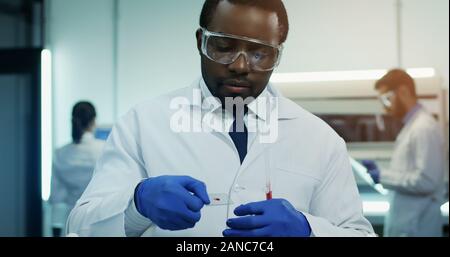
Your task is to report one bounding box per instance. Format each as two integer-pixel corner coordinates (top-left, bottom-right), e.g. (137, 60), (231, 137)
(134, 176), (210, 231)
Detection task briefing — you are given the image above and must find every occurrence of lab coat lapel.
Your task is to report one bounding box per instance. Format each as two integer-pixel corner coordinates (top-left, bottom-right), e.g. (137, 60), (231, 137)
(240, 97), (300, 172)
(201, 110), (237, 150)
(395, 110), (421, 146)
(185, 79), (301, 169)
(183, 79), (236, 149)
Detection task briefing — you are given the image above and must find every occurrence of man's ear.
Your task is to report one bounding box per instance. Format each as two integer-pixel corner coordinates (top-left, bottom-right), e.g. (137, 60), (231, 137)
(196, 29), (203, 54)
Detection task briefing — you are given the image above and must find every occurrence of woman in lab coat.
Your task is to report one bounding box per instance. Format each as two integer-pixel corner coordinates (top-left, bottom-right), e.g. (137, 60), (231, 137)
(49, 102), (105, 236)
(363, 69), (446, 237)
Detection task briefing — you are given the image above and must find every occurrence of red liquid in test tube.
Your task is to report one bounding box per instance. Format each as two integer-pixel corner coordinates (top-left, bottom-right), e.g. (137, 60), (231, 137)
(266, 191), (273, 200)
(265, 150), (272, 200)
(266, 182), (272, 200)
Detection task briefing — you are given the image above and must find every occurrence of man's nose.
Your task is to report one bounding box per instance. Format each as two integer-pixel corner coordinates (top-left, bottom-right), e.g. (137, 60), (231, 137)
(228, 53), (251, 74)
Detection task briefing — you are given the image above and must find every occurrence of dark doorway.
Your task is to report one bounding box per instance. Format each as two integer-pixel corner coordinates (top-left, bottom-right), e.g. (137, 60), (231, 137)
(0, 48), (42, 236)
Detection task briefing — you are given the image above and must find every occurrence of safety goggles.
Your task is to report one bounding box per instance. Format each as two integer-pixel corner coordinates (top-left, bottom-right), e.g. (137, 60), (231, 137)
(200, 27), (283, 72)
(379, 91), (395, 108)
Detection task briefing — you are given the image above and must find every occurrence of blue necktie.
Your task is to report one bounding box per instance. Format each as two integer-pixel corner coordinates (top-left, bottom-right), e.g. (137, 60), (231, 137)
(229, 111), (248, 164)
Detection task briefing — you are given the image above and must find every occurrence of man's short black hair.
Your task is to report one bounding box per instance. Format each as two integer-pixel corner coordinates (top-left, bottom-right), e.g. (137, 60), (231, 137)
(199, 0), (289, 44)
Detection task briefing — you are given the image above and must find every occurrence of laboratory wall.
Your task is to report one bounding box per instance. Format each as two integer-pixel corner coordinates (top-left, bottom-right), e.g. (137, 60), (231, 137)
(47, 0), (449, 148)
(401, 0), (449, 118)
(280, 0), (399, 72)
(47, 0), (116, 147)
(117, 0), (204, 118)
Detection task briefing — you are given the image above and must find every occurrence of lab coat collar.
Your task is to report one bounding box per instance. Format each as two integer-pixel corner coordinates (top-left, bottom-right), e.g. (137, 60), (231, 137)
(402, 103), (422, 125)
(199, 78), (273, 121)
(184, 77), (300, 121)
(80, 132), (95, 143)
(396, 106), (426, 143)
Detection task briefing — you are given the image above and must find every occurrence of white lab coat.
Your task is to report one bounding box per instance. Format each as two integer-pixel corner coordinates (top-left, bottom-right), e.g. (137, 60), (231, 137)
(67, 78), (374, 237)
(380, 108), (445, 237)
(50, 132), (105, 229)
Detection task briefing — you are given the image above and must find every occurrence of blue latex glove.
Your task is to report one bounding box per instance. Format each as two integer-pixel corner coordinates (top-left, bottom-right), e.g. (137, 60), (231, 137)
(223, 199), (311, 237)
(135, 176), (210, 231)
(361, 160), (380, 184)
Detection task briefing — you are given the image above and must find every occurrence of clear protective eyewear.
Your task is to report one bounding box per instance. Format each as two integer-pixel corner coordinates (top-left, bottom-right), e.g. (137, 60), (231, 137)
(379, 91), (394, 108)
(200, 27), (283, 72)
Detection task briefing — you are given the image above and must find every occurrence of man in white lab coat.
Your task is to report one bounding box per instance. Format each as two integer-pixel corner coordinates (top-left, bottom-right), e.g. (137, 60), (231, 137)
(67, 0), (374, 237)
(362, 69), (446, 237)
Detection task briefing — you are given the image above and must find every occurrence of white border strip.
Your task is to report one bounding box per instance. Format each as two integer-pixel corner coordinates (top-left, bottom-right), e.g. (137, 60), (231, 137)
(41, 49), (53, 201)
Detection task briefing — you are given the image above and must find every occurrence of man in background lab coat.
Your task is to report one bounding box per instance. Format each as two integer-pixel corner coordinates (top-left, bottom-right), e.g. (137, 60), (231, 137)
(362, 69), (446, 237)
(67, 0), (374, 237)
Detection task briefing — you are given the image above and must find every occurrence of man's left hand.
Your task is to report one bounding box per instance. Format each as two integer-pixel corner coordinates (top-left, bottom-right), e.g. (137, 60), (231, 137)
(223, 199), (311, 237)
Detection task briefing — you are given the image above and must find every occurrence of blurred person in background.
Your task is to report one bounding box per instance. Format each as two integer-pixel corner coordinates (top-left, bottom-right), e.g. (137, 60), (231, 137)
(362, 69), (446, 237)
(49, 101), (105, 236)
